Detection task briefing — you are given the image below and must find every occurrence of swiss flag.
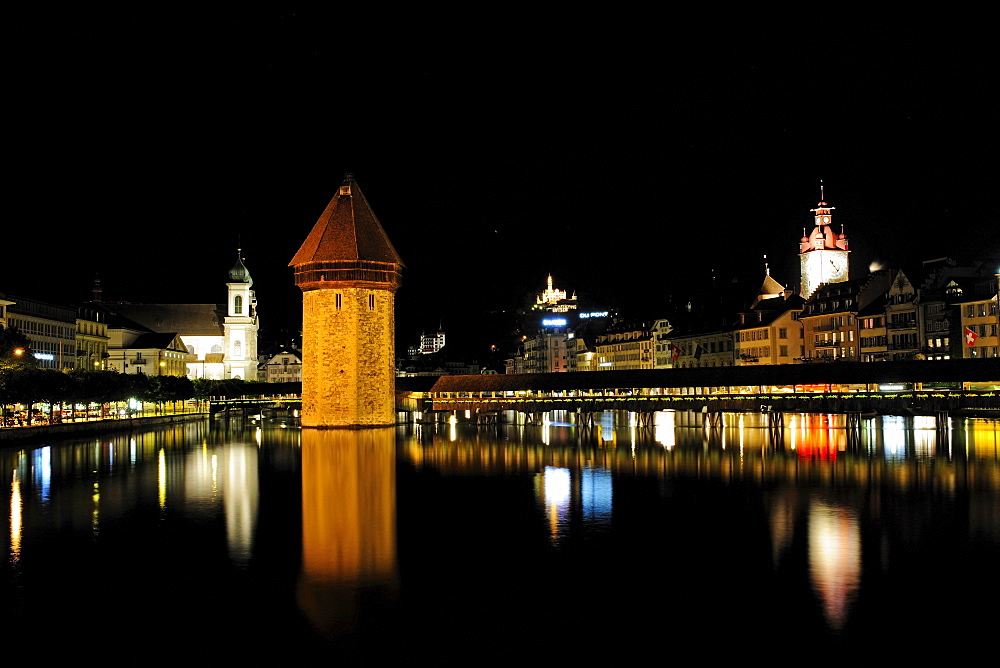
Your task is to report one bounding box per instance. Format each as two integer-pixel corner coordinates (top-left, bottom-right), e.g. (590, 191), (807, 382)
(965, 327), (978, 347)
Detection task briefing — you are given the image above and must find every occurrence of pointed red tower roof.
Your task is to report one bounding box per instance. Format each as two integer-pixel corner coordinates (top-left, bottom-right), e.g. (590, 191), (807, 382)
(290, 173), (403, 266)
(290, 174), (403, 292)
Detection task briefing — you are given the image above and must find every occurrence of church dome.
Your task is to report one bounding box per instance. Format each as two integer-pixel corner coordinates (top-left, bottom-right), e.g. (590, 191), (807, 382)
(228, 255), (253, 286)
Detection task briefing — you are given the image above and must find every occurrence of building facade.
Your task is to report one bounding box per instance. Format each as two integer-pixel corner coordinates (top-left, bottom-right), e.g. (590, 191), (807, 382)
(75, 306), (109, 370)
(4, 296), (77, 370)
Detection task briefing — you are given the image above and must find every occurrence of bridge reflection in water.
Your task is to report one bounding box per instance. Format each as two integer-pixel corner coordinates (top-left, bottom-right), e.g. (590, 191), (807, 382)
(398, 410), (999, 655)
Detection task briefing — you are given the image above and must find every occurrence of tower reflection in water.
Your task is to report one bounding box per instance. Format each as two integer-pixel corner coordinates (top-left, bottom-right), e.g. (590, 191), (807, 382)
(298, 428), (398, 640)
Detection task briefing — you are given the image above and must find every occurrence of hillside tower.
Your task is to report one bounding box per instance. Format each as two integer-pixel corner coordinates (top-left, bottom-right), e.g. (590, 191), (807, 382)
(290, 174), (404, 428)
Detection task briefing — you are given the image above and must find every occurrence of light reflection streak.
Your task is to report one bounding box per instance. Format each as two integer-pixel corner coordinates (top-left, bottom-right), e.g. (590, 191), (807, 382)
(222, 444), (258, 564)
(808, 498), (861, 631)
(33, 447), (51, 502)
(539, 466), (571, 543)
(654, 410), (675, 448)
(92, 481), (100, 535)
(158, 448), (167, 508)
(10, 468), (22, 562)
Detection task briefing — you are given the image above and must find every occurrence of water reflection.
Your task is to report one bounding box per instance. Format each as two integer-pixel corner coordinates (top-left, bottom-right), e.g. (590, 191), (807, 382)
(298, 428), (398, 641)
(807, 497), (861, 631)
(0, 412), (996, 658)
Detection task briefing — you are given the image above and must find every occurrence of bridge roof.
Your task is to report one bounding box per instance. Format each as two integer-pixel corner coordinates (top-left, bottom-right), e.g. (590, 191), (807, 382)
(429, 360), (1000, 393)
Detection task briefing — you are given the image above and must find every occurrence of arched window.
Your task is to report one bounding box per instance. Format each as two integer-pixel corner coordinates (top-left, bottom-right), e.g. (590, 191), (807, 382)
(234, 295), (243, 314)
(211, 344), (223, 354)
(234, 341), (242, 358)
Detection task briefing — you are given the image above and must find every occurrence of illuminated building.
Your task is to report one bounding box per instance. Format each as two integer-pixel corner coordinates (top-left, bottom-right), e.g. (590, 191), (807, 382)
(261, 349), (302, 383)
(408, 328), (446, 356)
(917, 258), (999, 360)
(799, 271), (892, 362)
(734, 269), (804, 366)
(954, 281), (1000, 359)
(0, 295), (12, 328)
(532, 274), (578, 313)
(290, 174), (403, 427)
(75, 307), (108, 370)
(105, 312), (190, 375)
(222, 254), (259, 380)
(858, 301), (889, 362)
(883, 270), (919, 360)
(4, 295), (77, 370)
(523, 331), (571, 373)
(593, 322), (656, 371)
(799, 186), (849, 299)
(104, 253), (260, 380)
(669, 330), (734, 368)
(651, 319), (675, 369)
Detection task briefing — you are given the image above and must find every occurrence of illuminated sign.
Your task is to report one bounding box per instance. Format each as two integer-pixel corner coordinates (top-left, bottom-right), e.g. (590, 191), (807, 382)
(33, 353), (54, 360)
(579, 311), (609, 319)
(542, 318), (567, 327)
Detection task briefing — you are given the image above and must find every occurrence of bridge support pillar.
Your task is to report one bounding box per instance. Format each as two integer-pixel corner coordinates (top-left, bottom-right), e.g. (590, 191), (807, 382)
(703, 410), (724, 428)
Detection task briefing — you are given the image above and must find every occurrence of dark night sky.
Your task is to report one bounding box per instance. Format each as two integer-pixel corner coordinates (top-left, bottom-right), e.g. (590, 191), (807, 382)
(5, 6), (997, 356)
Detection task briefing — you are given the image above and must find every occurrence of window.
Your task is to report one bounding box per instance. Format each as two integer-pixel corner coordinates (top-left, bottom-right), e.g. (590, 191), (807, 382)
(369, 294), (375, 310)
(234, 295), (243, 314)
(336, 293), (343, 310)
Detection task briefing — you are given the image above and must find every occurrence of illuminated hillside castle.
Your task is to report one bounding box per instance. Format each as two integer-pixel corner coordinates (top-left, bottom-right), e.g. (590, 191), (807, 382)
(533, 274), (578, 313)
(799, 185), (850, 299)
(290, 174), (404, 428)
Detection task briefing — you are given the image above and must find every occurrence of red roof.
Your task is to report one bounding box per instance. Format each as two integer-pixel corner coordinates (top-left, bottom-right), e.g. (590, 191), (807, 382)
(289, 174), (403, 267)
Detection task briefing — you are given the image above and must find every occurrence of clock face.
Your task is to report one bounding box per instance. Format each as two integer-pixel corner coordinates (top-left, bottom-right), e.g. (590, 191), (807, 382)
(822, 216), (830, 223)
(827, 256), (847, 279)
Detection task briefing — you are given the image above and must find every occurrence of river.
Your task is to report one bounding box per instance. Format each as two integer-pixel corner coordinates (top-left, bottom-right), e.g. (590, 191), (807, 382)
(2, 411), (998, 662)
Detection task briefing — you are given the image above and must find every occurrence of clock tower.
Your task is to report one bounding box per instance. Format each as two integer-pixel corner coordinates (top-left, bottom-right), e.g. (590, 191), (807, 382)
(799, 184), (849, 299)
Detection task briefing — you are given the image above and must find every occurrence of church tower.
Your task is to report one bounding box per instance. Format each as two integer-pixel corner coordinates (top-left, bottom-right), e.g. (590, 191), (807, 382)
(290, 174), (404, 428)
(799, 184), (849, 299)
(224, 251), (259, 380)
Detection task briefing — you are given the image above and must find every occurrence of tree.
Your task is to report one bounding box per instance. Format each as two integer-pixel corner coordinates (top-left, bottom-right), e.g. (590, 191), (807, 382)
(0, 325), (35, 371)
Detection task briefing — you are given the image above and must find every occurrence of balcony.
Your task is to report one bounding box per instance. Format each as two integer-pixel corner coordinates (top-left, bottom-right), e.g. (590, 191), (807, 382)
(130, 358), (147, 365)
(814, 340), (840, 349)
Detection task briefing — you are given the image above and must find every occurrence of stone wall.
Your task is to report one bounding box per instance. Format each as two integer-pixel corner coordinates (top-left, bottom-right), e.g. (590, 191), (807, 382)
(302, 284), (396, 427)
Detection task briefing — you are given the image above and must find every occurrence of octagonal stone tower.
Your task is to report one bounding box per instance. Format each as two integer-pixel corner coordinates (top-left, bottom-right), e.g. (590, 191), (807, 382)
(290, 174), (403, 428)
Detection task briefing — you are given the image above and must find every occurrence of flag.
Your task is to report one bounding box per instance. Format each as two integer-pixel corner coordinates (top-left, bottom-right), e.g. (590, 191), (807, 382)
(965, 327), (978, 347)
(694, 343), (704, 361)
(671, 343), (682, 361)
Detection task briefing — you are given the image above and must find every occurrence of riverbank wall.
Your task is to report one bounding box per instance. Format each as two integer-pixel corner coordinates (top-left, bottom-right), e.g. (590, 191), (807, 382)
(0, 413), (209, 446)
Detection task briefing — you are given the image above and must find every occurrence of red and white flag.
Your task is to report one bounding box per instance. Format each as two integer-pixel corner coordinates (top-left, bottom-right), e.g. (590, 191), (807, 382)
(965, 327), (978, 347)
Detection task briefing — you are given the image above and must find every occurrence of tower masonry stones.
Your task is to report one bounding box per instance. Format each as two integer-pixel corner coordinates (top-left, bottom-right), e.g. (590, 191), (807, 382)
(290, 174), (404, 428)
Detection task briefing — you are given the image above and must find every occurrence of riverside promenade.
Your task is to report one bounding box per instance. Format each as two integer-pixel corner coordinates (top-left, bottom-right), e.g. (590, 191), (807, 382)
(0, 409), (208, 445)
